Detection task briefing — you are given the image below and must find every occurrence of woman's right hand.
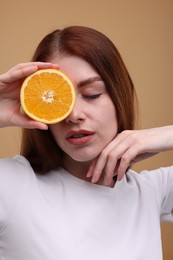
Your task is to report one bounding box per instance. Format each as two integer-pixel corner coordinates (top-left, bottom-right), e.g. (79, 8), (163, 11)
(0, 62), (59, 129)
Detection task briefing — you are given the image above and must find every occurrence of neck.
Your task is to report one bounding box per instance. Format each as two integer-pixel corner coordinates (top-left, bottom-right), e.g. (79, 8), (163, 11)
(61, 154), (115, 187)
(61, 154), (92, 181)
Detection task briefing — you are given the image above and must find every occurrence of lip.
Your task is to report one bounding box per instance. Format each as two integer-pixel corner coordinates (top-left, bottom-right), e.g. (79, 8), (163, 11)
(65, 130), (95, 145)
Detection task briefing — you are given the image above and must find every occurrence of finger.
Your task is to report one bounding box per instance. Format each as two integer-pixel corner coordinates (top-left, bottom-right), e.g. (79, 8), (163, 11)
(103, 159), (121, 185)
(102, 155), (119, 186)
(1, 62), (59, 83)
(24, 121), (48, 130)
(90, 131), (137, 184)
(91, 149), (111, 183)
(2, 66), (40, 83)
(20, 121), (48, 130)
(14, 118), (48, 130)
(86, 158), (97, 178)
(7, 111), (48, 130)
(12, 62), (59, 71)
(91, 146), (118, 184)
(117, 145), (141, 181)
(90, 136), (124, 183)
(101, 134), (137, 183)
(102, 138), (133, 182)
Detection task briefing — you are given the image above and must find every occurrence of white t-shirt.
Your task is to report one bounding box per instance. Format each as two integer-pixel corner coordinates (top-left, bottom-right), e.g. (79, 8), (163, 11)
(0, 155), (173, 260)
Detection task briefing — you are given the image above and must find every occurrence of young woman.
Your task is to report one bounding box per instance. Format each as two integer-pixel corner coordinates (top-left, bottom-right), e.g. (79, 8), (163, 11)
(0, 26), (172, 260)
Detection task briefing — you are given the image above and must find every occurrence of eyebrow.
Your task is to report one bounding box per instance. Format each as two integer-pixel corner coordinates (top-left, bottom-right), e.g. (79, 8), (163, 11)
(77, 76), (103, 88)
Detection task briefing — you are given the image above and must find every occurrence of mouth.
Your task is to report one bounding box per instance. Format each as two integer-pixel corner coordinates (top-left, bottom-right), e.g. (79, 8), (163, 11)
(66, 130), (95, 145)
(69, 133), (90, 138)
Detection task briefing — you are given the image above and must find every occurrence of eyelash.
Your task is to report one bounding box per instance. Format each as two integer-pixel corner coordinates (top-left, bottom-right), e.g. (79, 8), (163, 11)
(83, 94), (102, 100)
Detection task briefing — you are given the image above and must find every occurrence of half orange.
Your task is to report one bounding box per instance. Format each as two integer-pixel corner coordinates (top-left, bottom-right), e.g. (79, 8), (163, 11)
(20, 69), (76, 124)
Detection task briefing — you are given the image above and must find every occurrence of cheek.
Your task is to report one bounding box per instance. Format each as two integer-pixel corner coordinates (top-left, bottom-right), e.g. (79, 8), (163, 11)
(103, 104), (118, 135)
(101, 100), (117, 124)
(107, 113), (118, 135)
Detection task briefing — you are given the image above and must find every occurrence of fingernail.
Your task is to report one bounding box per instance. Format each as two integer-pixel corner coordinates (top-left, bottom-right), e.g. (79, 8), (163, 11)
(86, 171), (92, 178)
(39, 124), (48, 130)
(91, 176), (97, 183)
(117, 174), (123, 181)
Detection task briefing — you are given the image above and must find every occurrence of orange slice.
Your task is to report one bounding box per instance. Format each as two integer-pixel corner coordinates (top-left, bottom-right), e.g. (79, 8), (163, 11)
(20, 69), (76, 124)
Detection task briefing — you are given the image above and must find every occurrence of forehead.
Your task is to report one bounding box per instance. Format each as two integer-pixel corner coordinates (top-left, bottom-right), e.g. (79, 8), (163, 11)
(50, 55), (100, 86)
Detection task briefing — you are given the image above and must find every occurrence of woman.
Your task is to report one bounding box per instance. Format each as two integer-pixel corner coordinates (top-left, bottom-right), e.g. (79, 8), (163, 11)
(0, 26), (172, 260)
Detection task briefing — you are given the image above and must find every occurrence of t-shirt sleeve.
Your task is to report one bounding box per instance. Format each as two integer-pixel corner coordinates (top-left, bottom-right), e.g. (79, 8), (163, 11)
(140, 166), (173, 222)
(159, 166), (173, 222)
(0, 156), (31, 231)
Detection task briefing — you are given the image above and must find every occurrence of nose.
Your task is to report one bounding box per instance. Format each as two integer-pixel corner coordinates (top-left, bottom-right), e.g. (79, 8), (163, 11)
(65, 97), (84, 124)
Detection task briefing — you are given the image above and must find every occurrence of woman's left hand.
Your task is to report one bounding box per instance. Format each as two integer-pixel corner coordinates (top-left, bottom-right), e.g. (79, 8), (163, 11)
(87, 126), (173, 185)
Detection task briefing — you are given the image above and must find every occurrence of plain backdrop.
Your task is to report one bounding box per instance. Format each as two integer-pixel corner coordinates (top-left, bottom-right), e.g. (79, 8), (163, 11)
(0, 0), (173, 259)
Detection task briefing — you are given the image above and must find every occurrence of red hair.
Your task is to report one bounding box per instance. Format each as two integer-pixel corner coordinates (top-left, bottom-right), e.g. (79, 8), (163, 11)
(21, 26), (137, 174)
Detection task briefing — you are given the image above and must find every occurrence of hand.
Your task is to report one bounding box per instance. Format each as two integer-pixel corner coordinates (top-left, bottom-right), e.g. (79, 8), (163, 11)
(0, 62), (59, 129)
(87, 126), (173, 185)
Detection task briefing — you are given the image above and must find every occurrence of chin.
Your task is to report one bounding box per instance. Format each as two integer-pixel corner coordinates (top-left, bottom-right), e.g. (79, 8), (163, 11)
(66, 150), (99, 163)
(70, 155), (96, 163)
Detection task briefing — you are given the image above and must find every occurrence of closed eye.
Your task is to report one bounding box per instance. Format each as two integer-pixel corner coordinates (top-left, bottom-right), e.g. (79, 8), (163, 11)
(83, 94), (102, 100)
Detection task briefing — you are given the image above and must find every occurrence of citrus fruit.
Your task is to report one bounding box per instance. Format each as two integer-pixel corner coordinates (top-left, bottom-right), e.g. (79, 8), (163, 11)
(20, 69), (76, 124)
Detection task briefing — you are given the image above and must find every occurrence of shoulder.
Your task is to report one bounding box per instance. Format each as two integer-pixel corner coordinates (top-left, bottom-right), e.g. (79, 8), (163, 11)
(0, 155), (35, 230)
(0, 155), (33, 183)
(0, 155), (34, 197)
(136, 166), (173, 190)
(0, 154), (31, 170)
(125, 166), (173, 194)
(126, 166), (173, 220)
(127, 166), (173, 186)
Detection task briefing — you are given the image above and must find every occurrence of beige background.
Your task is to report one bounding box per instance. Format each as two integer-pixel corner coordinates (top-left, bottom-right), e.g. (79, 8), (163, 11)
(0, 0), (173, 259)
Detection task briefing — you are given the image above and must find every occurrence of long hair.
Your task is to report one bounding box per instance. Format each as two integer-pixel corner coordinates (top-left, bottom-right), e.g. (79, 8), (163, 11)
(20, 26), (137, 174)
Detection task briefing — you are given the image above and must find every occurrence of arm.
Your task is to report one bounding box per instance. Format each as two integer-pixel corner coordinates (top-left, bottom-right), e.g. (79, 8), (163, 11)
(87, 126), (173, 185)
(0, 62), (59, 129)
